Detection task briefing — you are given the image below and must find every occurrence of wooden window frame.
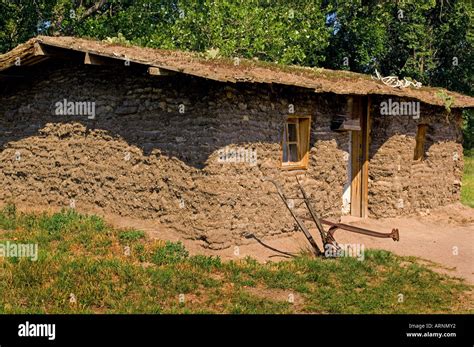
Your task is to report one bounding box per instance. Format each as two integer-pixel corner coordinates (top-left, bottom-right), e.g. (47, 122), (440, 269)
(281, 115), (311, 170)
(414, 124), (428, 161)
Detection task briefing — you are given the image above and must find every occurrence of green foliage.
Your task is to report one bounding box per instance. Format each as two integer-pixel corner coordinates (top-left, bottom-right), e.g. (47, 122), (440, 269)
(0, 210), (471, 313)
(463, 110), (474, 150)
(365, 249), (395, 265)
(0, 0), (329, 65)
(461, 150), (474, 207)
(384, 0), (437, 83)
(0, 205), (105, 236)
(323, 0), (391, 72)
(0, 0), (472, 146)
(0, 203), (17, 230)
(152, 241), (189, 265)
(38, 209), (79, 234)
(37, 209), (105, 235)
(2, 203), (16, 217)
(103, 32), (131, 45)
(0, 0), (471, 87)
(436, 89), (455, 113)
(118, 229), (146, 243)
(189, 254), (222, 271)
(430, 0), (473, 95)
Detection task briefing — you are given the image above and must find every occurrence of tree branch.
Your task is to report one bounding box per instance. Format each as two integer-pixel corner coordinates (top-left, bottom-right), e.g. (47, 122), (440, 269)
(78, 0), (108, 22)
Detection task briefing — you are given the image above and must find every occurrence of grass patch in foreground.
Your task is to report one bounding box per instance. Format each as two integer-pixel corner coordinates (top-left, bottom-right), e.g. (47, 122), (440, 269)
(0, 206), (471, 314)
(461, 150), (474, 207)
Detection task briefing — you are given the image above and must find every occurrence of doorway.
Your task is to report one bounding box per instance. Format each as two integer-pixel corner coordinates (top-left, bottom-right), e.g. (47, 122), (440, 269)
(350, 96), (370, 218)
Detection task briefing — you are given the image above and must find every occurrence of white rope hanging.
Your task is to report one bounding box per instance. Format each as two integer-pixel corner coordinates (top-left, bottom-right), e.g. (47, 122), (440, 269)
(372, 69), (422, 89)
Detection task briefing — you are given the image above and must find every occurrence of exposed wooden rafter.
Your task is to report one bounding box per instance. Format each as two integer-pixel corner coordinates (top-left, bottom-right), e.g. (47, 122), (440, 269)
(84, 51), (134, 67)
(33, 42), (49, 56)
(148, 66), (176, 76)
(1, 36), (473, 108)
(84, 52), (106, 65)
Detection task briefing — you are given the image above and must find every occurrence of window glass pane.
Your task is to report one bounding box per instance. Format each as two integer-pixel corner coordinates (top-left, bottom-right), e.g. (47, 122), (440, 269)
(282, 117), (310, 167)
(289, 144), (298, 162)
(288, 123), (297, 142)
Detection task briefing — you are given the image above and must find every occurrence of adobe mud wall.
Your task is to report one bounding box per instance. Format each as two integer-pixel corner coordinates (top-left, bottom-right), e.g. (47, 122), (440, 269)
(369, 96), (463, 217)
(0, 62), (463, 249)
(0, 62), (349, 249)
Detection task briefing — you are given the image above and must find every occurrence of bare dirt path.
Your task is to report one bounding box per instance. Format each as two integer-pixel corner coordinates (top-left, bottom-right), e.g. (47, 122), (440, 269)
(102, 203), (474, 284)
(335, 204), (474, 284)
(202, 203), (474, 284)
(6, 202), (473, 284)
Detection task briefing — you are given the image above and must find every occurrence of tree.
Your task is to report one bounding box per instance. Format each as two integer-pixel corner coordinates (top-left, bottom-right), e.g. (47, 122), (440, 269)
(0, 0), (472, 147)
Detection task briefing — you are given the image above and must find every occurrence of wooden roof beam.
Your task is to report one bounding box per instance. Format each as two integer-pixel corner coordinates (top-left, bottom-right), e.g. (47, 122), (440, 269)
(34, 42), (49, 56)
(84, 52), (107, 65)
(84, 51), (134, 67)
(33, 43), (82, 61)
(148, 66), (176, 76)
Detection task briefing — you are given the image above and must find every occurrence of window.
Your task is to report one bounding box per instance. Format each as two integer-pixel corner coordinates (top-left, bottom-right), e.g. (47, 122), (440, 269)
(414, 124), (428, 160)
(282, 116), (311, 169)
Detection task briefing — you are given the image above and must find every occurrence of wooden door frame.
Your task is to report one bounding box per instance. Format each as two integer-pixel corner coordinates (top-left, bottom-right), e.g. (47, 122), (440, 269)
(350, 96), (370, 218)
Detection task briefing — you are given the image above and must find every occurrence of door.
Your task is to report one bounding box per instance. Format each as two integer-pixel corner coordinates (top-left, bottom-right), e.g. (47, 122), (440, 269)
(350, 96), (370, 217)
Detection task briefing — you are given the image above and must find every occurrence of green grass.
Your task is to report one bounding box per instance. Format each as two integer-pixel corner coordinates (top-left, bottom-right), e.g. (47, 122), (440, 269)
(0, 205), (471, 314)
(462, 150), (474, 207)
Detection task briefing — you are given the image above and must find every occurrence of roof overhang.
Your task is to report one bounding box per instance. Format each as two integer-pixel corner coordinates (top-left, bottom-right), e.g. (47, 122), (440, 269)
(1, 36), (473, 109)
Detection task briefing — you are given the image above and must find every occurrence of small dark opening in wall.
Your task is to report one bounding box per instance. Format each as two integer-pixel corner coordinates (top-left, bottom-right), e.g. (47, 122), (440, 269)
(414, 124), (428, 160)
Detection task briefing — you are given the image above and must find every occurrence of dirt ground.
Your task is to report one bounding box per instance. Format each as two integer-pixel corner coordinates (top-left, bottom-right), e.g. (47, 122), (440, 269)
(209, 203), (473, 284)
(103, 203), (474, 284)
(104, 203), (474, 284)
(4, 202), (473, 284)
(203, 203), (474, 284)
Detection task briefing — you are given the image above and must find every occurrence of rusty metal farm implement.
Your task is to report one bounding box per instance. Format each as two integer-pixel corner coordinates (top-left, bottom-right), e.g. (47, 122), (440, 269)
(262, 177), (399, 257)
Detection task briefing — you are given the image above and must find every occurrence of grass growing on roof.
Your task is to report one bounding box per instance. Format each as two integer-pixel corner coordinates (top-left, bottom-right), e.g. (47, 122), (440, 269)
(461, 149), (474, 208)
(0, 205), (470, 314)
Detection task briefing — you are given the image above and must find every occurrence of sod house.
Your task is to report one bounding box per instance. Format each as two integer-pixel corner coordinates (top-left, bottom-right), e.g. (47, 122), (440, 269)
(1, 36), (473, 249)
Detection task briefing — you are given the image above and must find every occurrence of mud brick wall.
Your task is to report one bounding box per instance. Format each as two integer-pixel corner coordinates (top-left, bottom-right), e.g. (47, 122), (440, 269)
(0, 61), (463, 248)
(368, 96), (464, 217)
(0, 61), (349, 249)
